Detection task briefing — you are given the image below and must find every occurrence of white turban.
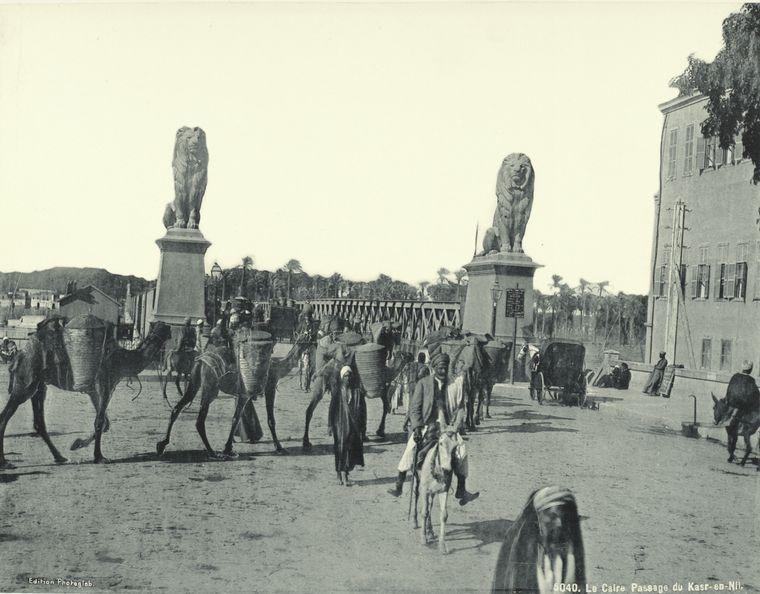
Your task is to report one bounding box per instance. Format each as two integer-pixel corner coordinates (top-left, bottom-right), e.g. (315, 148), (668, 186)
(340, 365), (353, 379)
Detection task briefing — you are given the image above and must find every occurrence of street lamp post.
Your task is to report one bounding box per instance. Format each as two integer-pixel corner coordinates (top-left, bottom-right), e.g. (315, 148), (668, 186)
(490, 281), (503, 339)
(210, 262), (223, 327)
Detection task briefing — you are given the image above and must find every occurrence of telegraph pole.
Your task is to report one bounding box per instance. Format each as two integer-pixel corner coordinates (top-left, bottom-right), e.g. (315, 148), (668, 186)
(663, 199), (686, 364)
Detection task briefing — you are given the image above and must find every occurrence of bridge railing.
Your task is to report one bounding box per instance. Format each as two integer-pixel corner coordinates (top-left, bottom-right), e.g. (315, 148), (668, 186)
(296, 299), (462, 343)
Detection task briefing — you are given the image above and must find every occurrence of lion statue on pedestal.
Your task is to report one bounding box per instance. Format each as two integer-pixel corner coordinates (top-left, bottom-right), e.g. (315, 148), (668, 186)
(162, 127), (209, 230)
(480, 153), (534, 254)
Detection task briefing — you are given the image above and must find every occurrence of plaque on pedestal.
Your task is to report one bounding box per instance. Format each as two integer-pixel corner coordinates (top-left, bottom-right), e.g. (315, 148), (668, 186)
(461, 252), (541, 343)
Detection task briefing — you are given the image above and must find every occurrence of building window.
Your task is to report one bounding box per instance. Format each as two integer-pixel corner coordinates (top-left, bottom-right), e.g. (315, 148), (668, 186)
(719, 145), (734, 167)
(691, 264), (711, 300)
(705, 136), (716, 169)
(735, 243), (749, 302)
(720, 339), (732, 371)
(701, 338), (712, 370)
(668, 129), (678, 179)
(683, 124), (694, 176)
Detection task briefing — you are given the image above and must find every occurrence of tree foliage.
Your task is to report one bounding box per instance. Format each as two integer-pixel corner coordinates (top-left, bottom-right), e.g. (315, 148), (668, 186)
(669, 3), (760, 183)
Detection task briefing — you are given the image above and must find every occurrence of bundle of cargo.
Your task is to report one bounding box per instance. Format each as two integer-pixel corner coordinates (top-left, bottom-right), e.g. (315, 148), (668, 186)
(354, 342), (386, 399)
(234, 328), (274, 398)
(336, 331), (364, 348)
(484, 340), (510, 383)
(63, 314), (109, 391)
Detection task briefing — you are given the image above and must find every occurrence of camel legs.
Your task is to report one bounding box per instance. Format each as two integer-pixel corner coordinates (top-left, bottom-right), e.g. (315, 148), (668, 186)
(31, 385), (67, 464)
(0, 387), (28, 469)
(264, 378), (286, 453)
(438, 491), (449, 554)
(93, 387), (115, 464)
(485, 384), (493, 419)
(302, 375), (327, 449)
(156, 371), (200, 456)
(195, 392), (221, 458)
(70, 391), (110, 451)
(221, 393), (248, 458)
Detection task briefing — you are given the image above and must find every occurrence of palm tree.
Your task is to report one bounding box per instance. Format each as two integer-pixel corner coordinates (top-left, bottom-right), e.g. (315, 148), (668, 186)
(578, 278), (590, 339)
(238, 256), (254, 297)
(418, 281), (430, 301)
(593, 281), (609, 343)
(282, 259), (303, 301)
(436, 267), (451, 285)
(454, 268), (467, 300)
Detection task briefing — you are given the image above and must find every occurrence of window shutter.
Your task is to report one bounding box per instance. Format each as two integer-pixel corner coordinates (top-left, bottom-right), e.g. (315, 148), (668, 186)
(727, 263), (736, 298)
(690, 265), (698, 299)
(696, 136), (706, 170)
(705, 264), (711, 299)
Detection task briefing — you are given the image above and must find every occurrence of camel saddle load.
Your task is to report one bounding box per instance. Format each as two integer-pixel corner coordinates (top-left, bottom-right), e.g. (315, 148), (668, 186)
(233, 328), (274, 398)
(62, 314), (111, 391)
(354, 342), (386, 399)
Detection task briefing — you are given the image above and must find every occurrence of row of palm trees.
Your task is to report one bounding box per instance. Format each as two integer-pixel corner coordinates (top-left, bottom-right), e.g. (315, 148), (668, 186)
(207, 260), (646, 347)
(534, 275), (647, 346)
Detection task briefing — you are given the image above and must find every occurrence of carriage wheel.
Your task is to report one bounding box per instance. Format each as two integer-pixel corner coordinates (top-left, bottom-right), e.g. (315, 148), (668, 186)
(536, 372), (544, 405)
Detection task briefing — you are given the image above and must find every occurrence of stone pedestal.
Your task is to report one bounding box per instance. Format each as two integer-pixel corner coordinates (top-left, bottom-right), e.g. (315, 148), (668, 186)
(462, 252), (541, 343)
(151, 228), (211, 332)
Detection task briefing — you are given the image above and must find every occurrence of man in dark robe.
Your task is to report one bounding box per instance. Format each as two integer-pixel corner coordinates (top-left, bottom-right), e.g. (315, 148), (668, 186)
(643, 351), (667, 395)
(615, 363), (631, 390)
(329, 365), (364, 485)
(724, 361), (760, 432)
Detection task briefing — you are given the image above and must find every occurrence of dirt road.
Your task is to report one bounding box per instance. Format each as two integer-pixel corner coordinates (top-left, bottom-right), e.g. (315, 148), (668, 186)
(0, 363), (757, 592)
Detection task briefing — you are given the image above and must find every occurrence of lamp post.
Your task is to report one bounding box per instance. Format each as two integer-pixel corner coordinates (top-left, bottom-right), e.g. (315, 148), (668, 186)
(210, 262), (223, 327)
(490, 281), (503, 339)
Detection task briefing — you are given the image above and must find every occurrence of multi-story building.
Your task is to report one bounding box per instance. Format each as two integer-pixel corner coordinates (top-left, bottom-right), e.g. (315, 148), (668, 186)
(646, 92), (759, 375)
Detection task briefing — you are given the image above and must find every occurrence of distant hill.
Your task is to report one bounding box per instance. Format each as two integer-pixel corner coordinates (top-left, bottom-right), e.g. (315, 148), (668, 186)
(0, 267), (151, 300)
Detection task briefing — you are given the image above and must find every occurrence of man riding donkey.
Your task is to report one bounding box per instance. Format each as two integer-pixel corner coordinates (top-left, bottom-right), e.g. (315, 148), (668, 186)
(388, 352), (478, 505)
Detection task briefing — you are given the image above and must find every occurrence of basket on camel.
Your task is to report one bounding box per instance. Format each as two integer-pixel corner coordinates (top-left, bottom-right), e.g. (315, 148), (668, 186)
(234, 328), (274, 397)
(354, 342), (386, 399)
(63, 314), (109, 391)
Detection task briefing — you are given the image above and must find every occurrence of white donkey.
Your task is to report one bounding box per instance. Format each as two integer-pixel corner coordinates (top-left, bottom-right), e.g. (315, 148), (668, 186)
(412, 423), (461, 554)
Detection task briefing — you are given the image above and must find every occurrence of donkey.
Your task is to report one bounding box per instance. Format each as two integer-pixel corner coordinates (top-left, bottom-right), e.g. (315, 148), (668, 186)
(412, 424), (460, 554)
(712, 392), (760, 469)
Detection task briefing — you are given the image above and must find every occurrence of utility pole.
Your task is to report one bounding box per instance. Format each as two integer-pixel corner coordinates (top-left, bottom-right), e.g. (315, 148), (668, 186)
(663, 199), (686, 364)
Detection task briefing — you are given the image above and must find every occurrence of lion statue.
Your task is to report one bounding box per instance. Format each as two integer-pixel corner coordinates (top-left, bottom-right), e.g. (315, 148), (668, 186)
(480, 153), (534, 254)
(162, 127), (209, 230)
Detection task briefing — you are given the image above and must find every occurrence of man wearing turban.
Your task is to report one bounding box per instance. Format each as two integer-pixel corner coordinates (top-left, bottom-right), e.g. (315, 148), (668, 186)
(388, 351), (477, 504)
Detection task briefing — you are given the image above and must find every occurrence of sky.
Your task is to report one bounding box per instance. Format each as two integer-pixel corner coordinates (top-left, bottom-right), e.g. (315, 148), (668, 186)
(0, 1), (743, 295)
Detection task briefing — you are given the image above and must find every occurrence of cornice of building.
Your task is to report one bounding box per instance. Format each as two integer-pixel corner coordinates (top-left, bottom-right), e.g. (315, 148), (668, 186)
(658, 92), (706, 115)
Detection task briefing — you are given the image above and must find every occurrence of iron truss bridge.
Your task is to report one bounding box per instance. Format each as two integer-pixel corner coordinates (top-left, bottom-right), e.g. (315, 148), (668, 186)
(296, 299), (462, 342)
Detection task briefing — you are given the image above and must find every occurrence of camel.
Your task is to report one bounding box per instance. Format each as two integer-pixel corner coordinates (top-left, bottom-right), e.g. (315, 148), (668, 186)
(412, 424), (460, 554)
(157, 325), (315, 459)
(302, 349), (413, 449)
(161, 347), (197, 401)
(423, 331), (491, 432)
(0, 318), (172, 469)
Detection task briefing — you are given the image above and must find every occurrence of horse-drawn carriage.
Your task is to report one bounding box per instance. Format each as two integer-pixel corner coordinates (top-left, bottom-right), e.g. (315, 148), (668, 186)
(529, 339), (587, 406)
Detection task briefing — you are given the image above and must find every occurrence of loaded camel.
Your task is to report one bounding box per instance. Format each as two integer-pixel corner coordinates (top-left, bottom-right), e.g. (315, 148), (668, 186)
(422, 328), (493, 432)
(0, 318), (172, 468)
(157, 324), (315, 459)
(301, 322), (412, 449)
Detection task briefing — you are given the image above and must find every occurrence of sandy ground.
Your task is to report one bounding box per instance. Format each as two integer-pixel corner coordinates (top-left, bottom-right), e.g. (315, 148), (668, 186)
(0, 358), (758, 593)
